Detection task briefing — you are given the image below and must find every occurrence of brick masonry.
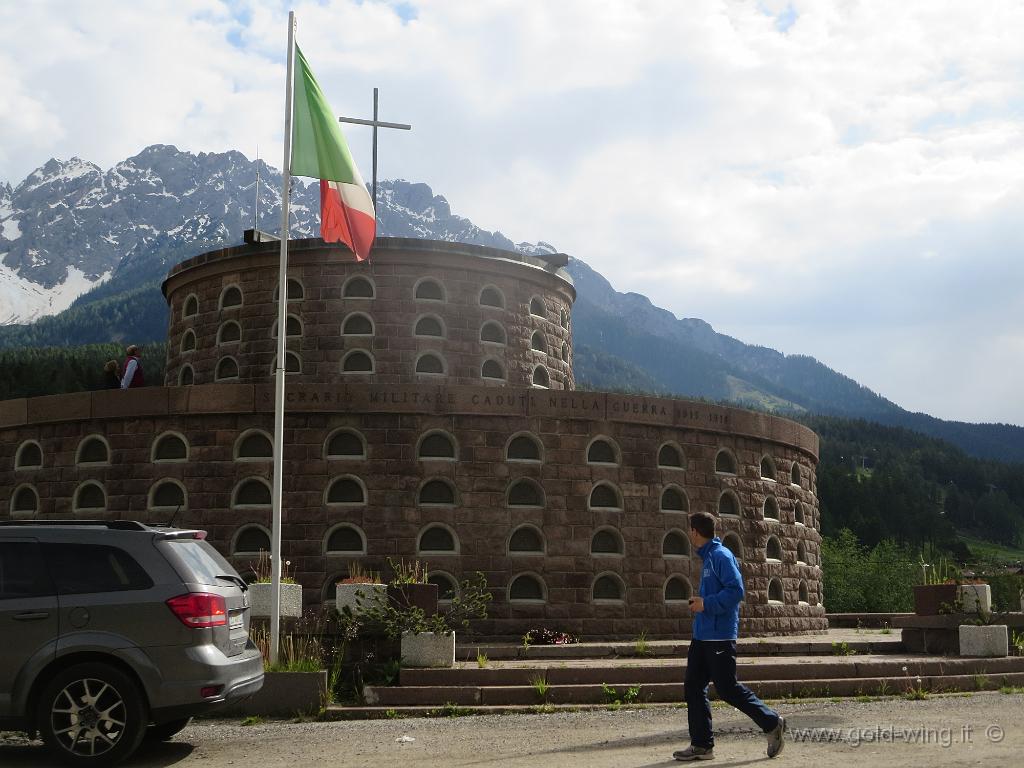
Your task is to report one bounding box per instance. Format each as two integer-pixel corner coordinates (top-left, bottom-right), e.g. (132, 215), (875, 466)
(0, 239), (827, 638)
(161, 238), (576, 391)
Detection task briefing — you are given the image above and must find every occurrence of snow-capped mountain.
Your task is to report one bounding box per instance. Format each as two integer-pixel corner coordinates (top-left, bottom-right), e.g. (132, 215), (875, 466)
(4, 145), (1024, 463)
(0, 145), (544, 325)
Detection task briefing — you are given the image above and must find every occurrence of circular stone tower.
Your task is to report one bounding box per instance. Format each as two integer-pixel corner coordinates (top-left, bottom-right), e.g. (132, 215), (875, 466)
(0, 237), (827, 638)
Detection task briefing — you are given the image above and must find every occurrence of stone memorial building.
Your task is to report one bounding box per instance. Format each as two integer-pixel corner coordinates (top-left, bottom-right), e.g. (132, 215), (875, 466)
(0, 237), (827, 637)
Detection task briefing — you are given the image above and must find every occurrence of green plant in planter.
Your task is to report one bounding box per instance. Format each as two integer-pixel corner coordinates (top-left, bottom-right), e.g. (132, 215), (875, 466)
(252, 549), (297, 584)
(338, 561), (382, 585)
(919, 556), (957, 586)
(962, 608), (996, 626)
(348, 570), (492, 639)
(937, 596), (964, 615)
(388, 557), (430, 584)
(249, 620), (324, 672)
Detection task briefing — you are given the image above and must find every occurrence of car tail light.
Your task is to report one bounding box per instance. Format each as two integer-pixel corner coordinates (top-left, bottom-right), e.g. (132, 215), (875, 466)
(200, 685), (224, 698)
(166, 593), (227, 628)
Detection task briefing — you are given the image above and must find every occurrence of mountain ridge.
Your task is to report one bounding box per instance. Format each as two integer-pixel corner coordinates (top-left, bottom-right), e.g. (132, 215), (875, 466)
(1, 145), (1021, 461)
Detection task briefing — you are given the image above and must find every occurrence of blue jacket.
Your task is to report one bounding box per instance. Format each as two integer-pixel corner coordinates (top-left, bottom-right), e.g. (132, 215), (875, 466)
(692, 537), (744, 641)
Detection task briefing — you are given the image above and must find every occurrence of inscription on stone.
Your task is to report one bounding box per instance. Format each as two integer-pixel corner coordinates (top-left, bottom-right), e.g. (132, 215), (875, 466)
(369, 390), (456, 405)
(261, 389), (353, 405)
(255, 386), (733, 430)
(610, 398), (670, 417)
(548, 395), (602, 412)
(470, 393), (531, 407)
(674, 405), (730, 426)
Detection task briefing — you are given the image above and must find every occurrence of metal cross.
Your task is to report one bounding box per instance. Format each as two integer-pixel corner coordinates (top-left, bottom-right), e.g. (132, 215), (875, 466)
(338, 87), (412, 211)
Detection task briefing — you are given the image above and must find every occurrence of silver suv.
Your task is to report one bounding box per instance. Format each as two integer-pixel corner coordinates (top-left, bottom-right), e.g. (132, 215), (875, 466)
(0, 520), (263, 765)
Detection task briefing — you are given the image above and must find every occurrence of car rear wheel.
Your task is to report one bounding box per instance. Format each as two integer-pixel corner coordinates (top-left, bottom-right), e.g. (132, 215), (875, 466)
(37, 662), (147, 766)
(145, 716), (192, 742)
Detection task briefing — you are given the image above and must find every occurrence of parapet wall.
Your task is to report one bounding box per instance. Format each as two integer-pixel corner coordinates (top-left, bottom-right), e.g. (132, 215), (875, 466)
(1, 383), (825, 638)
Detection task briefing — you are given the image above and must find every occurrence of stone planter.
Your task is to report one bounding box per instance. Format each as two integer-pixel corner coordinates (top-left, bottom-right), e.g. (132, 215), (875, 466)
(957, 584), (992, 615)
(959, 624), (1008, 657)
(248, 582), (303, 618)
(336, 582), (386, 614)
(913, 584), (958, 616)
(400, 631), (455, 668)
(220, 670), (326, 717)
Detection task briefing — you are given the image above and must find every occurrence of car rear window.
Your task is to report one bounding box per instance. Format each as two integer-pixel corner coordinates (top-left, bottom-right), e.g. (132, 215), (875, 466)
(42, 543), (154, 594)
(165, 540), (238, 586)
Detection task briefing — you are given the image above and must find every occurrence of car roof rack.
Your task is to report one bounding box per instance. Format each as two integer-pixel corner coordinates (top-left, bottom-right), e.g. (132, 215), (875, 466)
(0, 520), (150, 530)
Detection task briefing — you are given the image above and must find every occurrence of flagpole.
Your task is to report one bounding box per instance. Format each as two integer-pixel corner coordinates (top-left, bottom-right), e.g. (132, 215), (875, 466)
(270, 9), (296, 667)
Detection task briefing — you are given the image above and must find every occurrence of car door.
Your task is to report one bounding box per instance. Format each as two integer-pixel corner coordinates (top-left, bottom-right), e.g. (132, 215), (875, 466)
(0, 539), (58, 717)
(42, 541), (170, 651)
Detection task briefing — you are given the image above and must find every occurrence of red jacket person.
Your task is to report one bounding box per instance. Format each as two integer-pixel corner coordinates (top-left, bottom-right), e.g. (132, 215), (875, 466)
(120, 345), (144, 389)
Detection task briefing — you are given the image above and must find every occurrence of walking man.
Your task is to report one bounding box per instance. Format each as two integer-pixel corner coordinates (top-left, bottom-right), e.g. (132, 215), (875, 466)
(674, 510), (785, 761)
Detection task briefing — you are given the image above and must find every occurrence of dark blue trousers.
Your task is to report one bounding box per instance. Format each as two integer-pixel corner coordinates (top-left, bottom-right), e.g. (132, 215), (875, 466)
(684, 639), (779, 749)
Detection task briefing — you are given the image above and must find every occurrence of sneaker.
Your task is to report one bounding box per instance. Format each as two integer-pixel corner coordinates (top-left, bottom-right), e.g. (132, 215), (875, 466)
(767, 715), (786, 758)
(673, 745), (715, 761)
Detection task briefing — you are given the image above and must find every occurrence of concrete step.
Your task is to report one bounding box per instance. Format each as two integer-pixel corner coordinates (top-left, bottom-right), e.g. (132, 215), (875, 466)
(365, 670), (1024, 708)
(368, 655), (1024, 708)
(402, 655), (1024, 687)
(456, 636), (903, 660)
(321, 703), (677, 720)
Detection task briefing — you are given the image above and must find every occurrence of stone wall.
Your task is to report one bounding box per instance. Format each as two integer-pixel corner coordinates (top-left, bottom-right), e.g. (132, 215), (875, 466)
(161, 238), (576, 391)
(0, 383), (826, 638)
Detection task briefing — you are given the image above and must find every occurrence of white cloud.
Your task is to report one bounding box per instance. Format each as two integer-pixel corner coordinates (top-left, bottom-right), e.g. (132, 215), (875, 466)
(1, 0), (1023, 424)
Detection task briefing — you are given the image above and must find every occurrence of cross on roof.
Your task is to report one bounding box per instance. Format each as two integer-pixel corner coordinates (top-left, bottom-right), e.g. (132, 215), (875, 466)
(338, 87), (412, 212)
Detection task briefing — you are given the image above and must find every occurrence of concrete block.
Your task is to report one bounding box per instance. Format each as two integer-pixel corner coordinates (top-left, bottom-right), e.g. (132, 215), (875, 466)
(248, 582), (303, 618)
(401, 631), (455, 668)
(220, 671), (325, 717)
(958, 584), (992, 615)
(335, 582), (386, 614)
(959, 624), (1008, 657)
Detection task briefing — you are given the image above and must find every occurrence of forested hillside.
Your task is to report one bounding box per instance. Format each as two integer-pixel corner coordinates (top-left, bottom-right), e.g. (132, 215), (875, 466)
(0, 343), (167, 399)
(807, 415), (1024, 557)
(568, 257), (1024, 462)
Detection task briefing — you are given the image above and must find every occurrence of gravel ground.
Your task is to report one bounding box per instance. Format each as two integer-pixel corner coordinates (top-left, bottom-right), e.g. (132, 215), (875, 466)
(2, 692), (1021, 767)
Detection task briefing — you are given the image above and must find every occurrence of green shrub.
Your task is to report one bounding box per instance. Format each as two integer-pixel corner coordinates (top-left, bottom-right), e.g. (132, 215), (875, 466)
(986, 574), (1024, 613)
(821, 530), (918, 612)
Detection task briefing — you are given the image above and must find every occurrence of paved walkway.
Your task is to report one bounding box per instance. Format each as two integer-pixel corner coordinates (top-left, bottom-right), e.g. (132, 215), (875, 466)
(4, 690), (1022, 767)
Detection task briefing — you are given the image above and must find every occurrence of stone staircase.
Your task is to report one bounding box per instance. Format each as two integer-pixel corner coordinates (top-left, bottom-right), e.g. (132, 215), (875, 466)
(322, 630), (1024, 718)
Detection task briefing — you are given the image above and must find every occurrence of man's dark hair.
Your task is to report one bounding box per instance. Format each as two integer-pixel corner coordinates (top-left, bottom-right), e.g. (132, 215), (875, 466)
(689, 511), (716, 539)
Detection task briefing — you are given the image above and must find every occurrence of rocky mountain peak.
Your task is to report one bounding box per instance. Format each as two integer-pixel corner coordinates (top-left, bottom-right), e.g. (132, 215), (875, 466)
(0, 145), (552, 325)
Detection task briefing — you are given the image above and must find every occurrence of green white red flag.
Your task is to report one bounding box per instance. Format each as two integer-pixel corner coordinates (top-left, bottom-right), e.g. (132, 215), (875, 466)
(290, 44), (375, 261)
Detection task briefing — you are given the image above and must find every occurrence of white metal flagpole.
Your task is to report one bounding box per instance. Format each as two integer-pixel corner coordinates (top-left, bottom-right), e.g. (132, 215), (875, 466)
(270, 9), (297, 666)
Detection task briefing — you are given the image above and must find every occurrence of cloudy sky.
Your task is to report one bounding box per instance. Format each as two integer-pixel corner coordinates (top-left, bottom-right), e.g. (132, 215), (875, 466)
(2, 0), (1023, 425)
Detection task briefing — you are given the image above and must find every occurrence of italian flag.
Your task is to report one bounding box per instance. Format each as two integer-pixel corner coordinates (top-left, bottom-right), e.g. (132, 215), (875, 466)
(290, 44), (375, 261)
